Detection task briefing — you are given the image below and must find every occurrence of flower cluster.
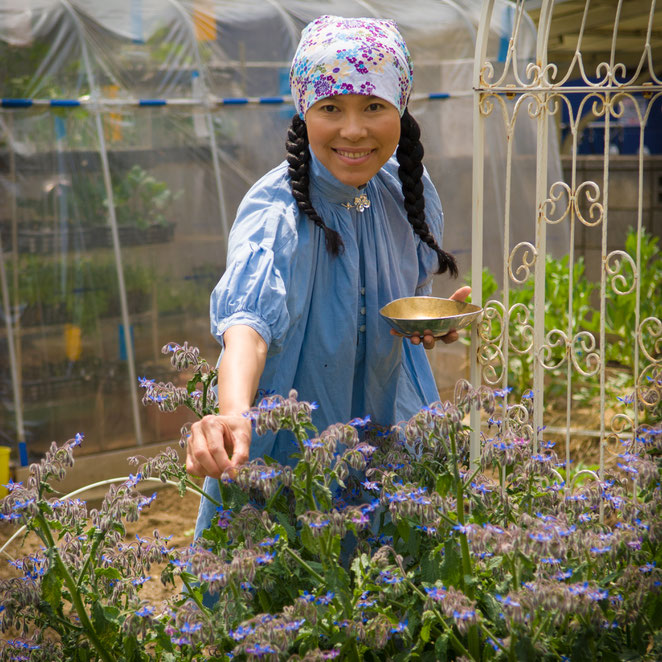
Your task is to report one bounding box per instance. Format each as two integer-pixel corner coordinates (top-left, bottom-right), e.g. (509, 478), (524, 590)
(244, 389), (318, 436)
(1, 345), (660, 662)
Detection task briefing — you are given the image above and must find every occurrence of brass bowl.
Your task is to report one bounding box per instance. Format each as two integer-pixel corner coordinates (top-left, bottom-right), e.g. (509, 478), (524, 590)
(379, 296), (483, 338)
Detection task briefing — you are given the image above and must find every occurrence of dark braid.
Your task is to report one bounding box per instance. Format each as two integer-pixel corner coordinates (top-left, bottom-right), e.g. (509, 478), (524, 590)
(396, 108), (458, 277)
(286, 114), (344, 255)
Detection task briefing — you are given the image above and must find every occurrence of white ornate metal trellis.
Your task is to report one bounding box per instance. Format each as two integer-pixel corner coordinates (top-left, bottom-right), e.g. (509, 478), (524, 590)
(469, 0), (662, 483)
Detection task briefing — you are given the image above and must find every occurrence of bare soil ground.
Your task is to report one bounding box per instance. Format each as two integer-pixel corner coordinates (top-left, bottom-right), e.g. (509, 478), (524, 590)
(0, 482), (203, 605)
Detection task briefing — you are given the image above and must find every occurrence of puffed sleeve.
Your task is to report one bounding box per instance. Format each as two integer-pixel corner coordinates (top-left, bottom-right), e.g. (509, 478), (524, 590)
(210, 241), (293, 351)
(210, 167), (297, 352)
(415, 167), (446, 295)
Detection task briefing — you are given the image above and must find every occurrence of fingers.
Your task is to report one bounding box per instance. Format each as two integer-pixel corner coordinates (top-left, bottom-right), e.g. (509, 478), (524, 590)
(230, 433), (251, 469)
(407, 330), (436, 349)
(441, 329), (459, 344)
(186, 415), (233, 479)
(421, 331), (436, 350)
(450, 285), (472, 302)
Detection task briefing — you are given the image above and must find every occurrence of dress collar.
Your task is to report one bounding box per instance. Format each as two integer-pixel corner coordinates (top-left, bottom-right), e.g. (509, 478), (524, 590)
(309, 148), (370, 210)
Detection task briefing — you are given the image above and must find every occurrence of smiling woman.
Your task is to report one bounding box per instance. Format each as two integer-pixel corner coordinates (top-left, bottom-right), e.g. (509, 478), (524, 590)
(305, 95), (401, 188)
(190, 14), (467, 542)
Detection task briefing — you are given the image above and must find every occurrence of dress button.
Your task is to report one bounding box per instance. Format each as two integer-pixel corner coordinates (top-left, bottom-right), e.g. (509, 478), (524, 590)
(360, 307), (366, 315)
(360, 287), (365, 295)
(359, 325), (366, 333)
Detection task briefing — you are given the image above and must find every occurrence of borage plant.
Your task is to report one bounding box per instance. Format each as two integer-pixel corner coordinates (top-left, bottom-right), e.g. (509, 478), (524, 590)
(1, 342), (661, 661)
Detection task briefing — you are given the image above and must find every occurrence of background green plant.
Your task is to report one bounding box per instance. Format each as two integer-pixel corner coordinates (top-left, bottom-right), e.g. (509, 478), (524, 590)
(12, 254), (155, 332)
(466, 227), (661, 415)
(105, 165), (182, 229)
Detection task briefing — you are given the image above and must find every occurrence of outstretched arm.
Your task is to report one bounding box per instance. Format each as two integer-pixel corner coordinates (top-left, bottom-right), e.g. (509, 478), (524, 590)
(186, 325), (267, 478)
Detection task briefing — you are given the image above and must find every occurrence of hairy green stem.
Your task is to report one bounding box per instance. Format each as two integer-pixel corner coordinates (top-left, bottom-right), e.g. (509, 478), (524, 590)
(389, 547), (476, 661)
(181, 574), (211, 620)
(531, 612), (552, 645)
(450, 429), (479, 660)
(284, 547), (325, 584)
(265, 483), (284, 511)
(36, 514), (116, 662)
(479, 622), (506, 652)
(463, 465), (483, 490)
(305, 462), (318, 512)
(76, 531), (106, 589)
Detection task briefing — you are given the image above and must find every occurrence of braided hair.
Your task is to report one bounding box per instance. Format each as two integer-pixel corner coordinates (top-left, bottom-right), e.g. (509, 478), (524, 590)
(286, 114), (344, 255)
(396, 108), (458, 277)
(286, 110), (457, 277)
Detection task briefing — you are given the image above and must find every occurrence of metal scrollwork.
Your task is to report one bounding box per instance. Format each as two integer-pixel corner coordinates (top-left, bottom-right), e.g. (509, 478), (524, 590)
(574, 181), (604, 227)
(604, 413), (635, 456)
(541, 181), (572, 225)
(478, 300), (506, 345)
(508, 242), (537, 285)
(539, 62), (560, 88)
(638, 316), (662, 366)
(504, 403), (531, 428)
(478, 91), (496, 118)
(526, 94), (545, 120)
(508, 303), (534, 355)
(605, 250), (637, 296)
(476, 300), (506, 386)
(570, 331), (601, 378)
(545, 94), (564, 119)
(607, 413), (635, 453)
(539, 329), (569, 371)
(593, 61), (619, 89)
(637, 364), (661, 413)
(479, 61), (495, 87)
(524, 61), (543, 88)
(589, 94), (608, 119)
(477, 343), (504, 386)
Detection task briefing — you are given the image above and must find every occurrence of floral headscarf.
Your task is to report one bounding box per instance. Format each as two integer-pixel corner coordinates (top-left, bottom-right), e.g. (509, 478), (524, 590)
(289, 15), (414, 119)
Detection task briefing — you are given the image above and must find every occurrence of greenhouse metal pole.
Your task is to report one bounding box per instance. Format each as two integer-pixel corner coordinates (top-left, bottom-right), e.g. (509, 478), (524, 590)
(469, 0), (495, 468)
(0, 232), (26, 459)
(59, 0), (144, 445)
(165, 0), (230, 240)
(2, 117), (27, 464)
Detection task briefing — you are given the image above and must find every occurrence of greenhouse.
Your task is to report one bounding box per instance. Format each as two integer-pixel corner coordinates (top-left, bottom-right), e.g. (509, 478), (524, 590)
(0, 1), (661, 660)
(0, 0), (566, 462)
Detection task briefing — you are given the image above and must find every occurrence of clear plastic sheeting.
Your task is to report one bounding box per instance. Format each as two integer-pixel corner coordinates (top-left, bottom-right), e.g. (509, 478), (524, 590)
(0, 0), (566, 462)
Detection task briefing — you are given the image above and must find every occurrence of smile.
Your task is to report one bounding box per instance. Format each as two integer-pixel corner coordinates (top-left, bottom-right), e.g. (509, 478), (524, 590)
(334, 149), (373, 160)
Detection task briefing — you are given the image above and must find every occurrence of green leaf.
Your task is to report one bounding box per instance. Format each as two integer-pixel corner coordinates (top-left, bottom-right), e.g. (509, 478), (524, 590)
(257, 589), (271, 613)
(407, 527), (421, 558)
(123, 634), (141, 662)
(434, 633), (449, 658)
(300, 524), (317, 555)
(275, 512), (297, 542)
(515, 635), (538, 661)
(420, 620), (431, 643)
(95, 566), (122, 581)
(91, 600), (118, 646)
(156, 629), (175, 653)
(397, 519), (410, 543)
(41, 567), (62, 613)
(439, 540), (462, 586)
(435, 473), (452, 497)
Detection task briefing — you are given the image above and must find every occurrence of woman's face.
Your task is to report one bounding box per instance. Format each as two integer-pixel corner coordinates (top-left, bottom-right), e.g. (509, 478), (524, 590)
(305, 94), (401, 188)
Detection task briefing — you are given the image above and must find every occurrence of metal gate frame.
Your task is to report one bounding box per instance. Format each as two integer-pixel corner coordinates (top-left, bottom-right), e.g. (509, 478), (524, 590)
(469, 0), (661, 485)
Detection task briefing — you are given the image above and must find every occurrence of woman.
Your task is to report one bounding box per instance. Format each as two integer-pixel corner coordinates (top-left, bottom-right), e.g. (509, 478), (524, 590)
(188, 15), (470, 535)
